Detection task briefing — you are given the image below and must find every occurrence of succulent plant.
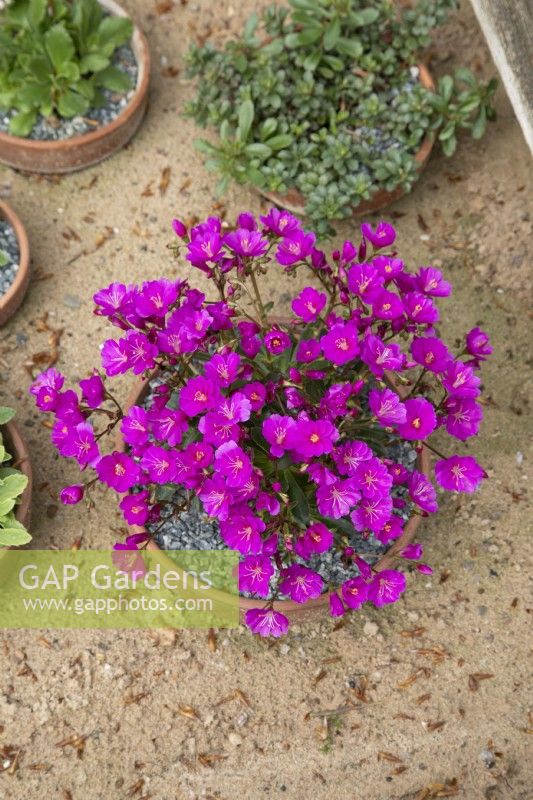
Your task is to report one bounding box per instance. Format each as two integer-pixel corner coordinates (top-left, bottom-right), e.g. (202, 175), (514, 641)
(0, 0), (133, 136)
(0, 407), (31, 547)
(186, 0), (497, 236)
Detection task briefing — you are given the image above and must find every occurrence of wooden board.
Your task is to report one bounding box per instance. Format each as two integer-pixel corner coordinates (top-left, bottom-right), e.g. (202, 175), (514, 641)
(470, 0), (533, 153)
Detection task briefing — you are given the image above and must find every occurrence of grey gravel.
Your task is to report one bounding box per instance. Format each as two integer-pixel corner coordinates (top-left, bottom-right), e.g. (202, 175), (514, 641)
(133, 372), (419, 599)
(0, 218), (20, 298)
(0, 45), (138, 142)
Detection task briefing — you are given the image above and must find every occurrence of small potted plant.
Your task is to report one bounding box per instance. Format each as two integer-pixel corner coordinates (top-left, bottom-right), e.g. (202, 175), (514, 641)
(186, 0), (496, 235)
(31, 209), (491, 636)
(0, 199), (30, 326)
(0, 0), (150, 174)
(0, 406), (32, 546)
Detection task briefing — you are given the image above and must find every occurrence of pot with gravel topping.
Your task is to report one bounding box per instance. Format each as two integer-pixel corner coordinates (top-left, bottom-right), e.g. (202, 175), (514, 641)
(0, 200), (30, 326)
(0, 0), (150, 174)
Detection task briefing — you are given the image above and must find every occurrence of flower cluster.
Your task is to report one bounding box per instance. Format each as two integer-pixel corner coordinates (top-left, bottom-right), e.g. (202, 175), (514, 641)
(31, 210), (490, 636)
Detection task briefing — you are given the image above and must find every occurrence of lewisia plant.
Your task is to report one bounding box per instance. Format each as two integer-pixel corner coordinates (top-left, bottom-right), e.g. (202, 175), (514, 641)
(31, 210), (491, 636)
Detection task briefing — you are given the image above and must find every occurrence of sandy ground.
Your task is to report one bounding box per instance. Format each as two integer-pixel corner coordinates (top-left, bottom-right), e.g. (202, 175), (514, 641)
(0, 1), (532, 798)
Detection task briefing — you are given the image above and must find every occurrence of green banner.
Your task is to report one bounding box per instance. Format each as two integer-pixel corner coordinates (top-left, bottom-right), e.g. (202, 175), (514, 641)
(0, 550), (239, 629)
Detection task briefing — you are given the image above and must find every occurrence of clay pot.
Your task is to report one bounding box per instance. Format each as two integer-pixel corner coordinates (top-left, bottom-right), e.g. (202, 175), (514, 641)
(117, 369), (431, 623)
(0, 200), (31, 326)
(256, 64), (435, 220)
(1, 419), (33, 531)
(0, 0), (150, 175)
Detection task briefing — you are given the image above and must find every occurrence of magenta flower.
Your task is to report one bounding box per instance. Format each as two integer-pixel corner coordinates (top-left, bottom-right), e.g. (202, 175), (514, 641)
(96, 452), (142, 493)
(60, 421), (99, 466)
(242, 382), (266, 411)
(389, 463), (409, 484)
(149, 407), (187, 447)
(30, 367), (65, 397)
(186, 229), (223, 271)
(400, 543), (423, 560)
(368, 570), (406, 607)
(347, 262), (383, 302)
(262, 415), (296, 457)
(307, 463), (337, 485)
(329, 591), (345, 617)
(354, 457), (393, 499)
(411, 337), (451, 374)
(435, 455), (486, 493)
(172, 218), (187, 238)
(60, 485), (84, 505)
(333, 440), (372, 476)
(238, 555), (274, 597)
(120, 490), (150, 525)
(442, 361), (481, 398)
(216, 392), (251, 425)
(466, 327), (492, 360)
(294, 522), (334, 559)
(369, 388), (407, 426)
(198, 412), (240, 446)
(361, 334), (403, 377)
(374, 255), (404, 280)
(321, 322), (360, 366)
(123, 331), (158, 375)
(140, 445), (178, 484)
(316, 479), (360, 518)
(408, 470), (438, 513)
(245, 607), (289, 637)
(121, 406), (150, 447)
(214, 441), (252, 487)
(417, 563), (433, 575)
(260, 208), (301, 237)
(224, 228), (269, 258)
(276, 230), (316, 267)
(403, 292), (440, 324)
(101, 337), (130, 376)
(444, 397), (483, 440)
(296, 339), (321, 363)
(397, 397), (437, 440)
(219, 510), (265, 554)
(415, 267), (451, 297)
(361, 221), (396, 248)
(93, 282), (135, 318)
(291, 418), (339, 459)
(351, 494), (393, 532)
(264, 329), (291, 355)
(198, 475), (232, 520)
(79, 374), (105, 409)
(341, 577), (368, 609)
(183, 441), (213, 470)
(204, 352), (241, 387)
(375, 515), (404, 544)
(179, 376), (220, 417)
(372, 289), (404, 320)
(135, 279), (179, 318)
(279, 565), (323, 603)
(292, 286), (327, 322)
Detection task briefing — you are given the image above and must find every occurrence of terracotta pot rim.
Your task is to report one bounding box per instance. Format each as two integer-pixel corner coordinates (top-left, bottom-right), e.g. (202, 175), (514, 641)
(0, 200), (31, 326)
(0, 0), (150, 173)
(1, 419), (33, 533)
(256, 63), (435, 219)
(117, 364), (431, 619)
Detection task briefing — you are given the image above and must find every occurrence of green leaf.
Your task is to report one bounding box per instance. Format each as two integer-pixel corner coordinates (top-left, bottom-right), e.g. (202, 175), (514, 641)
(57, 89), (89, 117)
(357, 7), (380, 25)
(264, 133), (293, 150)
(336, 37), (363, 59)
(323, 17), (341, 50)
(286, 472), (310, 527)
(45, 25), (75, 71)
(79, 53), (110, 73)
(8, 111), (37, 137)
(0, 408), (15, 426)
(260, 118), (277, 140)
(97, 65), (131, 92)
(0, 527), (32, 546)
(285, 27), (322, 47)
(17, 82), (52, 107)
(471, 106), (487, 139)
(0, 498), (16, 517)
(95, 15), (133, 55)
(28, 0), (47, 26)
(442, 134), (457, 157)
(454, 67), (476, 87)
(0, 473), (28, 500)
(245, 142), (272, 158)
(237, 98), (254, 142)
(438, 75), (454, 104)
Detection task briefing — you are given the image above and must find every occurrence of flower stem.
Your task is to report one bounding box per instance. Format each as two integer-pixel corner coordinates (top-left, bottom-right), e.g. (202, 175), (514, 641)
(250, 270), (266, 323)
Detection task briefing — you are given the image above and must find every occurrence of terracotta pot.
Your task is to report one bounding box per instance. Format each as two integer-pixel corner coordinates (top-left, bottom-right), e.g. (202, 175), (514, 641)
(0, 0), (150, 174)
(1, 419), (33, 531)
(256, 64), (435, 219)
(117, 367), (431, 623)
(0, 200), (31, 326)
